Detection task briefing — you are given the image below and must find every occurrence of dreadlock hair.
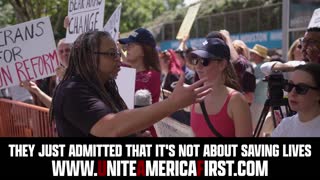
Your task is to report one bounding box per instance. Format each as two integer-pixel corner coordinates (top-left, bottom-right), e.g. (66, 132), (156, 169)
(49, 31), (127, 122)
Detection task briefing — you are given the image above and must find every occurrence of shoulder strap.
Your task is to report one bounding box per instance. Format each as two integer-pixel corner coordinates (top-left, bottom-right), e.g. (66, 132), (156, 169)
(199, 102), (223, 137)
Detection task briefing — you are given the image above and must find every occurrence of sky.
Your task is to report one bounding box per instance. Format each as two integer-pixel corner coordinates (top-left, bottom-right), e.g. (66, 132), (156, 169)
(184, 0), (200, 6)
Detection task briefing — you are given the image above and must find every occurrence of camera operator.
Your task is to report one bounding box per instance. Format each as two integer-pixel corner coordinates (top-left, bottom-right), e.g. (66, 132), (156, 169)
(272, 63), (320, 137)
(261, 27), (320, 76)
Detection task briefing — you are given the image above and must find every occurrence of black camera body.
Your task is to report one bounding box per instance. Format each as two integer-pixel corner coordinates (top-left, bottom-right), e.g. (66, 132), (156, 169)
(264, 71), (287, 100)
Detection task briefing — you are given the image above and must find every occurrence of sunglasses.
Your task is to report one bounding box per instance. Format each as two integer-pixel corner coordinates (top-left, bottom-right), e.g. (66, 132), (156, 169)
(94, 51), (122, 58)
(299, 38), (320, 47)
(283, 82), (319, 95)
(190, 57), (211, 67)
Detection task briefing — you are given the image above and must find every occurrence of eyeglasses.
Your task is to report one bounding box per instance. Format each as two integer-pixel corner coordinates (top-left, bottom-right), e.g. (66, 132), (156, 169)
(94, 51), (122, 58)
(283, 82), (319, 95)
(299, 38), (320, 47)
(190, 57), (211, 66)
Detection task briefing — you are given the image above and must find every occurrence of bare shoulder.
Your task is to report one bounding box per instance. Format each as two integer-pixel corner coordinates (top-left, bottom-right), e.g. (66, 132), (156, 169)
(227, 88), (246, 102)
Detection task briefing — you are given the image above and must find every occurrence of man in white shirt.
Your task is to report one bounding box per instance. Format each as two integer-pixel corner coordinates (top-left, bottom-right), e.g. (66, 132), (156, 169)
(261, 27), (320, 75)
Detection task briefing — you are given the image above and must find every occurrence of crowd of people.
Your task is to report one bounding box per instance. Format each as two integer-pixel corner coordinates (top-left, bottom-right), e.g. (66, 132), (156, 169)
(1, 15), (320, 138)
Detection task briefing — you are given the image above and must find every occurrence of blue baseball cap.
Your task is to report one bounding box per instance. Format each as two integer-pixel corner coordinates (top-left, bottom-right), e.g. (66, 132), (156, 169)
(191, 38), (230, 60)
(118, 28), (156, 47)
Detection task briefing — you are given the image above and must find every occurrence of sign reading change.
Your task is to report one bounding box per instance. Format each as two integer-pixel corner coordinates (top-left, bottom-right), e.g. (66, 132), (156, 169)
(0, 17), (59, 90)
(66, 0), (105, 43)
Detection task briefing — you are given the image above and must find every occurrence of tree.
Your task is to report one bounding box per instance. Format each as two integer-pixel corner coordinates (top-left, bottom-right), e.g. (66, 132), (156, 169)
(0, 0), (184, 38)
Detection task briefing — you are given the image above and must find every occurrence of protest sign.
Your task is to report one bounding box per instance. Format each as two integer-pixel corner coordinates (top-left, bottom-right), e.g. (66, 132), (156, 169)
(0, 17), (58, 90)
(176, 3), (201, 40)
(66, 0), (105, 43)
(116, 67), (136, 109)
(104, 3), (122, 41)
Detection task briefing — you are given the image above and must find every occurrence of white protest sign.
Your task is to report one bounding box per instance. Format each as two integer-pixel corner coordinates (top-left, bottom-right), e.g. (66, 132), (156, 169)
(116, 66), (136, 109)
(0, 17), (59, 90)
(154, 117), (195, 137)
(104, 3), (122, 41)
(176, 3), (201, 40)
(66, 0), (105, 43)
(308, 8), (320, 29)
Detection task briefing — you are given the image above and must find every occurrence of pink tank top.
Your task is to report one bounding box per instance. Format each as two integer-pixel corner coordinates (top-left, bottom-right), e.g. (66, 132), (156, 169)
(191, 92), (236, 137)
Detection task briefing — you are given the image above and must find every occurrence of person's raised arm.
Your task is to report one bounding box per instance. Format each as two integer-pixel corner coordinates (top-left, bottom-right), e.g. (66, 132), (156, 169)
(260, 61), (305, 76)
(90, 74), (212, 137)
(20, 80), (52, 108)
(177, 34), (189, 51)
(220, 30), (239, 62)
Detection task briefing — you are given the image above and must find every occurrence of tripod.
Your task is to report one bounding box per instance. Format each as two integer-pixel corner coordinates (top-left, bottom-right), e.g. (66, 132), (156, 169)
(253, 98), (294, 137)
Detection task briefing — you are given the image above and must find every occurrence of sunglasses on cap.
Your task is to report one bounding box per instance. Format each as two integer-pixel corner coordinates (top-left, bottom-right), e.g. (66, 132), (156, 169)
(283, 82), (319, 95)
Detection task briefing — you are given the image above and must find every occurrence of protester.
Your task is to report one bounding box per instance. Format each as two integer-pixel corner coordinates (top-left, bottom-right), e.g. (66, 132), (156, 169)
(49, 31), (212, 137)
(118, 28), (162, 137)
(21, 38), (72, 108)
(272, 63), (320, 137)
(119, 28), (161, 104)
(249, 44), (269, 124)
(288, 37), (304, 61)
(175, 35), (195, 85)
(261, 27), (320, 75)
(232, 40), (256, 105)
(189, 38), (252, 137)
(159, 49), (182, 96)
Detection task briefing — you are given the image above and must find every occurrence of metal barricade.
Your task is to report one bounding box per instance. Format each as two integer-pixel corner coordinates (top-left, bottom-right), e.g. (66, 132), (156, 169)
(0, 98), (57, 137)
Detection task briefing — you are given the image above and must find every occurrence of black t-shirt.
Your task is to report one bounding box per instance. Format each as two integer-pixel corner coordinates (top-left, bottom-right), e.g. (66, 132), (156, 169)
(53, 76), (113, 137)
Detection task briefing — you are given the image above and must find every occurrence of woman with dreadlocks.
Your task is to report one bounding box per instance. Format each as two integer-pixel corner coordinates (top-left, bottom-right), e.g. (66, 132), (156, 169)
(50, 31), (212, 137)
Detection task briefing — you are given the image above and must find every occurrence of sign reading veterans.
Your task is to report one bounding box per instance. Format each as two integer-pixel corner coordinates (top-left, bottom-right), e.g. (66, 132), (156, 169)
(0, 17), (59, 90)
(104, 3), (122, 41)
(308, 8), (320, 29)
(176, 3), (201, 40)
(66, 0), (105, 43)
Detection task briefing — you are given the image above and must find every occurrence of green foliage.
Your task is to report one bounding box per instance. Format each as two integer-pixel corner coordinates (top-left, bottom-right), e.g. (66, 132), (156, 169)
(0, 0), (184, 38)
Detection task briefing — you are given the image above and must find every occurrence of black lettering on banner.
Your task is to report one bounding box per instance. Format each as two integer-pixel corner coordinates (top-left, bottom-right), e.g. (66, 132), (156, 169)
(0, 47), (22, 63)
(68, 12), (99, 35)
(0, 23), (45, 47)
(35, 21), (45, 37)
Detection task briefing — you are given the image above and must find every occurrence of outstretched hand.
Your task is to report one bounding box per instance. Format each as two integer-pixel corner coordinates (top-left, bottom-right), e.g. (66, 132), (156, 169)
(169, 73), (212, 109)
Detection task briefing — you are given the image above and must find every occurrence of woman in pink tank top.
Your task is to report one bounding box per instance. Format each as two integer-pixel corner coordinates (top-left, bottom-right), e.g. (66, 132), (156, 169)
(189, 38), (252, 137)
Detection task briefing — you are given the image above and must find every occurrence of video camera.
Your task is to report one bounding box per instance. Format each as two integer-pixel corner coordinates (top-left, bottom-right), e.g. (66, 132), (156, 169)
(264, 70), (287, 100)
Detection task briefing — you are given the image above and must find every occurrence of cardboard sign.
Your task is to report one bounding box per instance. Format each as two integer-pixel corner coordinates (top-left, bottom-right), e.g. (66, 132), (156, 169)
(104, 4), (122, 41)
(0, 17), (59, 90)
(66, 0), (105, 43)
(308, 8), (320, 29)
(154, 117), (195, 137)
(115, 67), (136, 109)
(176, 3), (201, 40)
